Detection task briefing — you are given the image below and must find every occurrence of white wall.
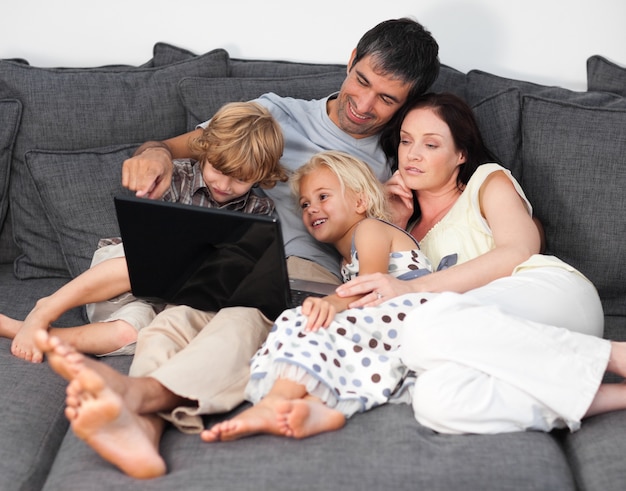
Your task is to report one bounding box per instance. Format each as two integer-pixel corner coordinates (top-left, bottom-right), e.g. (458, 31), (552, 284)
(2, 0), (625, 91)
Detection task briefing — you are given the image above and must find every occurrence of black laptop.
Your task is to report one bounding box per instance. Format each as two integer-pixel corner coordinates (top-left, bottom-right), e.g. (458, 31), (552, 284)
(114, 195), (337, 320)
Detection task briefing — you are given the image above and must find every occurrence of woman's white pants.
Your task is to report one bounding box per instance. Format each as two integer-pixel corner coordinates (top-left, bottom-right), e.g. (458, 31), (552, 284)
(400, 268), (608, 434)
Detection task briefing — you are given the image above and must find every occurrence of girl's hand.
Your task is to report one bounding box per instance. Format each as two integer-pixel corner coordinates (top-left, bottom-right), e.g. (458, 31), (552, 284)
(384, 171), (414, 228)
(336, 273), (414, 308)
(301, 296), (337, 332)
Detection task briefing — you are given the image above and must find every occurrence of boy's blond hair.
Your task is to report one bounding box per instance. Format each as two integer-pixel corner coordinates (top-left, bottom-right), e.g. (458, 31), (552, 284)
(189, 101), (287, 189)
(290, 150), (391, 221)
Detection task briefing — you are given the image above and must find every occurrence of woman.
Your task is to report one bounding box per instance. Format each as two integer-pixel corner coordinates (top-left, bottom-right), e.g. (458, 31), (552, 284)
(335, 92), (618, 435)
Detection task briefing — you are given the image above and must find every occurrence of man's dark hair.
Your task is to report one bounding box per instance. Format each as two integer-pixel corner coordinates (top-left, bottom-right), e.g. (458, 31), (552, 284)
(351, 18), (440, 100)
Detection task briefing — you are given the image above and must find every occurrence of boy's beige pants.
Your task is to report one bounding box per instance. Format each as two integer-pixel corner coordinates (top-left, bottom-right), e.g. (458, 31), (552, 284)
(128, 256), (339, 433)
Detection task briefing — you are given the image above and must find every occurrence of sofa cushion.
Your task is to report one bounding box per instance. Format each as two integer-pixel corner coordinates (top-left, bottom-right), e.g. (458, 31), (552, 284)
(178, 72), (346, 129)
(42, 404), (576, 491)
(0, 49), (229, 279)
(465, 69), (626, 108)
(152, 42), (197, 66)
(429, 64), (467, 99)
(587, 55), (626, 97)
(520, 96), (626, 316)
(470, 88), (522, 180)
(229, 58), (346, 78)
(24, 145), (137, 278)
(0, 99), (21, 236)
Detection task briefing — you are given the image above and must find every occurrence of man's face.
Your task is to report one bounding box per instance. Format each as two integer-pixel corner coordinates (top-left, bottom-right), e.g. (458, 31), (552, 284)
(328, 53), (411, 139)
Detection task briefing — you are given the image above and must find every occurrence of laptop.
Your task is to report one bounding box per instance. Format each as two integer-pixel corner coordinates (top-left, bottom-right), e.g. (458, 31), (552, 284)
(113, 195), (338, 320)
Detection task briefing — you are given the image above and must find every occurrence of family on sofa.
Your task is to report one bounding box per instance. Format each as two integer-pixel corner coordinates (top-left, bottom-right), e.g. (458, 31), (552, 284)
(1, 16), (624, 483)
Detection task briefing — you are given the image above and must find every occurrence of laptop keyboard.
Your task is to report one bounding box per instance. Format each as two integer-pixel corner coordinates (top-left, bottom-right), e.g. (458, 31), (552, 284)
(289, 288), (326, 308)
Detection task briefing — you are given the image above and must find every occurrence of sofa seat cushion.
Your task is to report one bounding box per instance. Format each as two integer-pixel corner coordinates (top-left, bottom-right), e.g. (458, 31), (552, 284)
(520, 96), (626, 316)
(42, 403), (576, 491)
(0, 49), (229, 279)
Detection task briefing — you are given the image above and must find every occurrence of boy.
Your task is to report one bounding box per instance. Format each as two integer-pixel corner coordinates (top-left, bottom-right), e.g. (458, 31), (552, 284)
(3, 101), (286, 363)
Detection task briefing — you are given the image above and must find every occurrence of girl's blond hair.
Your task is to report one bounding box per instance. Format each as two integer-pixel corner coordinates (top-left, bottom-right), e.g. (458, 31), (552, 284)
(290, 150), (390, 221)
(189, 101), (287, 188)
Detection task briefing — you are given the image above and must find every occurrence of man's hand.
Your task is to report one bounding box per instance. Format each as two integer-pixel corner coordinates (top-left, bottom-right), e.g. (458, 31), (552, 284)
(122, 144), (174, 199)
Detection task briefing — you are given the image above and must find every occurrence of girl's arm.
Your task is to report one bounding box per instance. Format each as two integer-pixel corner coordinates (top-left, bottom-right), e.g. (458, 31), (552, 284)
(302, 219), (394, 331)
(337, 171), (541, 306)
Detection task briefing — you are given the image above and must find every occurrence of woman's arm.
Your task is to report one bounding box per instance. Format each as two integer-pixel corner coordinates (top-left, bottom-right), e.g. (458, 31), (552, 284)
(337, 171), (541, 306)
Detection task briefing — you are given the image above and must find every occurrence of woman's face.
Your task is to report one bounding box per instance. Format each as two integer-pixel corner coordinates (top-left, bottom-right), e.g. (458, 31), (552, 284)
(397, 107), (466, 194)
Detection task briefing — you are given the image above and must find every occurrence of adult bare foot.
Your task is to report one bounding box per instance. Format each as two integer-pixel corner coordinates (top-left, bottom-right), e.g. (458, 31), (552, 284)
(35, 331), (132, 399)
(276, 399), (346, 438)
(34, 330), (85, 381)
(201, 398), (290, 442)
(66, 362), (166, 479)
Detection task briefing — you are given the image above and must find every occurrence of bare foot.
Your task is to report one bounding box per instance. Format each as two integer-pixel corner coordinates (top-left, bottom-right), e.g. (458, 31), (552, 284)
(0, 313), (22, 339)
(36, 330), (132, 397)
(201, 398), (291, 442)
(276, 399), (346, 438)
(34, 330), (85, 381)
(10, 312), (48, 363)
(65, 362), (166, 479)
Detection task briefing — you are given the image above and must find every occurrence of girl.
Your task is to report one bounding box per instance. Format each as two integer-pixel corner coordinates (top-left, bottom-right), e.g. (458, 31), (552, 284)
(203, 150), (433, 441)
(1, 101), (287, 363)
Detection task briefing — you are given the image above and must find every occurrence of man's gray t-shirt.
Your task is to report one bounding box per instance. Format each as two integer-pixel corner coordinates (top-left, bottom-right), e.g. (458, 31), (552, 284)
(202, 92), (391, 278)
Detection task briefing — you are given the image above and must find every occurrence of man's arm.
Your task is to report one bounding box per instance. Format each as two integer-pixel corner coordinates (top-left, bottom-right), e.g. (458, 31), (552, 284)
(121, 128), (203, 199)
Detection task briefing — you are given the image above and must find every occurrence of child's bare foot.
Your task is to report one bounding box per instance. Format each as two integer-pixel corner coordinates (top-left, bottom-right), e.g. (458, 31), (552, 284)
(276, 399), (346, 438)
(11, 324), (46, 363)
(201, 398), (291, 442)
(65, 362), (166, 479)
(0, 313), (22, 339)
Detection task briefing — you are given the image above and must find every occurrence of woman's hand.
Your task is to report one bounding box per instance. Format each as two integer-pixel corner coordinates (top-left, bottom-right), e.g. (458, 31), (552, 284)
(336, 273), (415, 308)
(301, 296), (338, 332)
(384, 170), (414, 228)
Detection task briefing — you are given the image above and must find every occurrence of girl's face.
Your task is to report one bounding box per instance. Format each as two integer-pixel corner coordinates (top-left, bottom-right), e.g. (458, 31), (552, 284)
(397, 107), (466, 194)
(298, 166), (365, 245)
(202, 162), (255, 204)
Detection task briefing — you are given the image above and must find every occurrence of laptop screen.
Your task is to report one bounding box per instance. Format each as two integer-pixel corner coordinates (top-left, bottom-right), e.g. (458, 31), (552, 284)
(114, 195), (293, 319)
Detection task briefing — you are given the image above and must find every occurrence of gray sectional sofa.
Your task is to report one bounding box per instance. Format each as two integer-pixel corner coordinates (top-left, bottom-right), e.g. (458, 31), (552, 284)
(1, 42), (625, 490)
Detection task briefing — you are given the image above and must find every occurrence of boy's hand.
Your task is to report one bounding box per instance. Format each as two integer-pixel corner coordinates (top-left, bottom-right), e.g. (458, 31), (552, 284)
(301, 296), (337, 332)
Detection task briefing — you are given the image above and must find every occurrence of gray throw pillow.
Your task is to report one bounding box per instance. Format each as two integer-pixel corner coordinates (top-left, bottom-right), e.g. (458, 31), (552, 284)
(0, 99), (22, 264)
(0, 49), (229, 279)
(24, 145), (137, 278)
(152, 42), (197, 66)
(429, 64), (467, 99)
(0, 99), (21, 235)
(229, 58), (346, 78)
(470, 88), (522, 180)
(520, 96), (626, 316)
(587, 55), (626, 97)
(177, 72), (346, 130)
(465, 69), (626, 108)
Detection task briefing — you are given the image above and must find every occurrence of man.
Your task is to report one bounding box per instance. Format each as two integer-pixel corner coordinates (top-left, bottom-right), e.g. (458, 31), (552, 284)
(39, 18), (440, 479)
